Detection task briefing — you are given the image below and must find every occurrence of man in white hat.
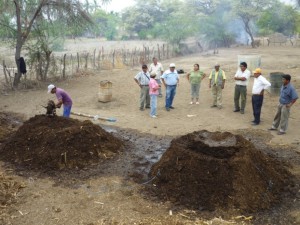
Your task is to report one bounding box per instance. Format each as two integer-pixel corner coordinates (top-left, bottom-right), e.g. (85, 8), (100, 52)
(47, 84), (73, 117)
(161, 63), (179, 111)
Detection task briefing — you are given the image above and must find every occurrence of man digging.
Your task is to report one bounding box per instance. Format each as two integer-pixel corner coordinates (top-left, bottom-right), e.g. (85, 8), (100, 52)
(47, 84), (73, 118)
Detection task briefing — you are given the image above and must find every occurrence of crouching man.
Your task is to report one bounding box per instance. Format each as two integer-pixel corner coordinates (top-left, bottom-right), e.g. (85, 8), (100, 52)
(47, 84), (73, 118)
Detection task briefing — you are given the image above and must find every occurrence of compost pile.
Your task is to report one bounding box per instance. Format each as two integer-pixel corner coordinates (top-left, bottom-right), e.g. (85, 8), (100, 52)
(150, 130), (292, 212)
(0, 112), (21, 143)
(0, 115), (123, 170)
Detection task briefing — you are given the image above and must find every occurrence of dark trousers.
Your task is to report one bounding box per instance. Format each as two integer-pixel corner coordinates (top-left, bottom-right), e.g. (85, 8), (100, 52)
(252, 95), (264, 124)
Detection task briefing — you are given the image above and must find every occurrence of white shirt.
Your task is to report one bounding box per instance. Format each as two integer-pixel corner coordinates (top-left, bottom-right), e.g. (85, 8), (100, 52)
(149, 62), (164, 79)
(252, 75), (271, 94)
(134, 71), (150, 85)
(234, 69), (251, 86)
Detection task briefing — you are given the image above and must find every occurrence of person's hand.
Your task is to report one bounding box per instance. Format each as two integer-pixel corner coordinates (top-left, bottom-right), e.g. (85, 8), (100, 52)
(221, 85), (224, 89)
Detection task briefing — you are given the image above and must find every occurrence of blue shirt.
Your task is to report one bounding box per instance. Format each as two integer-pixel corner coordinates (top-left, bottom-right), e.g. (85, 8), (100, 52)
(161, 69), (179, 85)
(279, 83), (298, 104)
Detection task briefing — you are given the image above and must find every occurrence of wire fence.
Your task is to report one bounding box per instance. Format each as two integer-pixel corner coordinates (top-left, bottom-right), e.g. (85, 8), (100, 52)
(1, 43), (175, 89)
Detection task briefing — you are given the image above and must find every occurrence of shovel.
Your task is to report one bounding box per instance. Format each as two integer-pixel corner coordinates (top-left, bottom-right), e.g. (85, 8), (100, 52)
(71, 111), (117, 122)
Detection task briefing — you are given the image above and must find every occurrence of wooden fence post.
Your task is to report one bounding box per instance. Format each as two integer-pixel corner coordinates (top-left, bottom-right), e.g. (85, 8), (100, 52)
(157, 44), (160, 60)
(112, 50), (115, 68)
(62, 54), (66, 79)
(77, 52), (80, 72)
(93, 49), (96, 69)
(167, 44), (169, 59)
(71, 54), (73, 75)
(2, 60), (9, 85)
(98, 49), (101, 70)
(85, 53), (89, 69)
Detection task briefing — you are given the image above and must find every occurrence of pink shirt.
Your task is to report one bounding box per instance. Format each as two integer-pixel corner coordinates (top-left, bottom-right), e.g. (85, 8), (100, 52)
(149, 78), (159, 95)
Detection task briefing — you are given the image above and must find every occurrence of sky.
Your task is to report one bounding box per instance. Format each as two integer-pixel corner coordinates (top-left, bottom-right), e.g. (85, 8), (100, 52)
(103, 0), (295, 12)
(104, 0), (135, 12)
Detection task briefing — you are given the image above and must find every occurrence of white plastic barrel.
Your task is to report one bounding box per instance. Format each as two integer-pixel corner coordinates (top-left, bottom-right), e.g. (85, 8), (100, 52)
(237, 55), (261, 73)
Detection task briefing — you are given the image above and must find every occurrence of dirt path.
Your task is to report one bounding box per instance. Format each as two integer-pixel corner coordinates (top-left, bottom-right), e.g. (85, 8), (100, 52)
(0, 45), (300, 224)
(1, 46), (299, 144)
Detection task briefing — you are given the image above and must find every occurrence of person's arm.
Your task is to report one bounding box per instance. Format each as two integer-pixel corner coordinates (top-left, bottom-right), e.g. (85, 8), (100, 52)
(235, 76), (246, 81)
(221, 71), (226, 89)
(222, 80), (226, 89)
(201, 72), (206, 80)
(208, 72), (212, 88)
(261, 78), (271, 95)
(287, 89), (298, 108)
(56, 99), (63, 108)
(234, 70), (246, 81)
(186, 72), (190, 82)
(161, 78), (166, 88)
(134, 78), (142, 88)
(286, 99), (297, 108)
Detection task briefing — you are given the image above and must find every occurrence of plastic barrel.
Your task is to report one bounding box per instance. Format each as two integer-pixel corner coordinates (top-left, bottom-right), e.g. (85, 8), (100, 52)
(237, 55), (261, 73)
(269, 72), (284, 96)
(98, 80), (112, 102)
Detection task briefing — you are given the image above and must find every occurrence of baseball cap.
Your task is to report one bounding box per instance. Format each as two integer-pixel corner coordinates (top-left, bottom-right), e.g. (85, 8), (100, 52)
(47, 84), (55, 93)
(169, 63), (176, 68)
(215, 63), (220, 67)
(150, 71), (156, 76)
(253, 68), (261, 74)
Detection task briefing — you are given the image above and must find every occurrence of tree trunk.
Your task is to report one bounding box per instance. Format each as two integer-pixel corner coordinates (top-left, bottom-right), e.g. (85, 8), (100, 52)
(13, 0), (46, 87)
(243, 18), (255, 48)
(44, 51), (52, 80)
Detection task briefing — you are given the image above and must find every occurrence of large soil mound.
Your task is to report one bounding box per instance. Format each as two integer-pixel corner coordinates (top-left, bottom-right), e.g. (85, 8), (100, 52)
(150, 130), (292, 213)
(0, 115), (123, 170)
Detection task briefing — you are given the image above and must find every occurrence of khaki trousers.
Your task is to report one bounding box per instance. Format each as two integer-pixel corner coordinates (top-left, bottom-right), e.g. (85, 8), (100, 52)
(139, 86), (150, 109)
(212, 85), (223, 106)
(272, 104), (290, 132)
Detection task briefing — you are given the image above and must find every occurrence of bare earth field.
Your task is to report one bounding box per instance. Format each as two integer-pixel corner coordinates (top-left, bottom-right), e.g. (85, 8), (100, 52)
(0, 45), (300, 224)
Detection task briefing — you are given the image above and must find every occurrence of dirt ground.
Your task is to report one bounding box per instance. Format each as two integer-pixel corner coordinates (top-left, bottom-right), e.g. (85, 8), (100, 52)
(0, 45), (300, 224)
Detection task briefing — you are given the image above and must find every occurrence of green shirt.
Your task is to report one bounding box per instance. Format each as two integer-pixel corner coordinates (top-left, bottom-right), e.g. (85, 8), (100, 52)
(189, 70), (204, 84)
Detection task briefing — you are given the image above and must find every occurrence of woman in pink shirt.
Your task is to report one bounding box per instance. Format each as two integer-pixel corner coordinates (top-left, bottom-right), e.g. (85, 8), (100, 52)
(149, 72), (160, 118)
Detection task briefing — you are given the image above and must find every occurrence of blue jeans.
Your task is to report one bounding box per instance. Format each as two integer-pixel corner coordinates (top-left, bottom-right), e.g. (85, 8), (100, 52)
(252, 95), (263, 124)
(63, 105), (72, 118)
(165, 85), (177, 108)
(150, 94), (157, 116)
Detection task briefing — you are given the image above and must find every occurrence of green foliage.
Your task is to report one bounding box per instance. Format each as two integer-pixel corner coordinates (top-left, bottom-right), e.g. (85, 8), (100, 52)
(91, 10), (120, 40)
(257, 2), (300, 35)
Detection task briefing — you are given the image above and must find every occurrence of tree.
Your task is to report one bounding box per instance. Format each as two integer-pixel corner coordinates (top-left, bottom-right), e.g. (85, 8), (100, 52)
(91, 10), (120, 40)
(0, 0), (109, 87)
(257, 1), (300, 36)
(232, 0), (272, 48)
(121, 0), (163, 39)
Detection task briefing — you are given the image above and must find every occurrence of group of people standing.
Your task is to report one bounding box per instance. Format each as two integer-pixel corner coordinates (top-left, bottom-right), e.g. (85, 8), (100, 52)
(134, 57), (227, 117)
(134, 58), (298, 135)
